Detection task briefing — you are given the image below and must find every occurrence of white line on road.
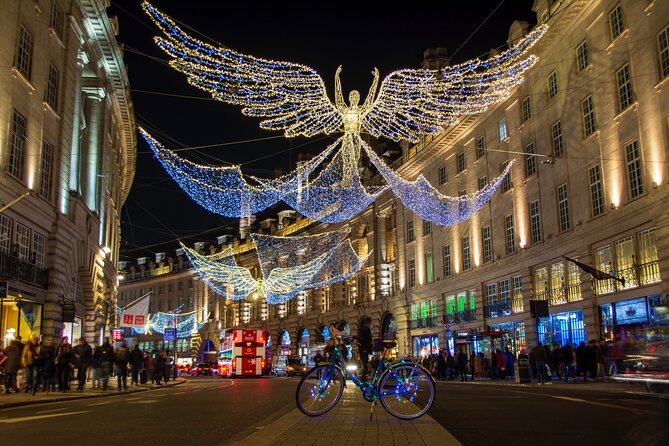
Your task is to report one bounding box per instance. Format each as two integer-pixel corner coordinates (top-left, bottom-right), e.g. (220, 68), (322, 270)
(0, 411), (89, 424)
(88, 401), (113, 406)
(514, 391), (641, 412)
(125, 397), (142, 401)
(35, 407), (67, 414)
(173, 391), (186, 395)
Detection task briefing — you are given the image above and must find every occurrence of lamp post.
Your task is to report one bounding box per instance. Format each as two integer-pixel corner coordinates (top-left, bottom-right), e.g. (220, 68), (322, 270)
(173, 308), (178, 381)
(16, 293), (24, 339)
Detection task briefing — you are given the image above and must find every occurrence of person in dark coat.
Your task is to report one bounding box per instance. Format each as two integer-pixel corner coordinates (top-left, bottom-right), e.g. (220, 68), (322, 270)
(576, 341), (589, 381)
(55, 337), (74, 392)
(40, 341), (56, 395)
(456, 348), (468, 382)
(98, 338), (114, 390)
(74, 338), (92, 391)
(533, 342), (548, 384)
(3, 340), (22, 393)
(357, 316), (373, 380)
(115, 340), (130, 390)
(436, 351), (447, 380)
(130, 345), (143, 385)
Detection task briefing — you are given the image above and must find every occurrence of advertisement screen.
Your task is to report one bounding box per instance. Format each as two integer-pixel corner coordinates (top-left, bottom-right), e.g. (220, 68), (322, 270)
(615, 298), (648, 325)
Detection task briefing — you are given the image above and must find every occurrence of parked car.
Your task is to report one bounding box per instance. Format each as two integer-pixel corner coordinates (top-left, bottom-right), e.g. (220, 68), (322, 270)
(286, 356), (307, 377)
(192, 363), (214, 376)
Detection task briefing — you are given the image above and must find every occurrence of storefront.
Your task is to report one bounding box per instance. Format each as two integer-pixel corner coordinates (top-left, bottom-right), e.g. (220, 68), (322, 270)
(382, 314), (398, 340)
(412, 334), (439, 358)
(486, 321), (527, 355)
(538, 310), (586, 347)
(278, 330), (291, 355)
(298, 328), (310, 361)
(1, 283), (44, 348)
(599, 294), (663, 341)
(62, 317), (84, 344)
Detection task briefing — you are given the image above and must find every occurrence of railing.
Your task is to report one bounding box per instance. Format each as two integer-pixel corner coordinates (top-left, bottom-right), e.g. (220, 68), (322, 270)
(484, 301), (512, 318)
(443, 309), (477, 324)
(0, 250), (48, 289)
(512, 297), (524, 313)
(591, 261), (660, 296)
(409, 316), (440, 329)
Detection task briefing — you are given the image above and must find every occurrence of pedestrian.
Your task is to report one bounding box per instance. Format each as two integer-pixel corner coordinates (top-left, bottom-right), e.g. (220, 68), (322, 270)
(115, 340), (130, 390)
(357, 316), (373, 381)
(553, 344), (564, 380)
(312, 349), (324, 366)
(596, 338), (608, 378)
(533, 342), (550, 385)
(55, 337), (74, 392)
(162, 351), (171, 383)
(130, 345), (143, 385)
(91, 343), (102, 389)
(576, 341), (589, 382)
(21, 335), (41, 393)
(495, 349), (506, 379)
(40, 345), (56, 395)
(74, 338), (92, 391)
(456, 348), (468, 382)
(475, 352), (484, 380)
(504, 347), (515, 379)
(436, 350), (447, 381)
(2, 339), (22, 393)
(445, 351), (455, 380)
(99, 338), (114, 390)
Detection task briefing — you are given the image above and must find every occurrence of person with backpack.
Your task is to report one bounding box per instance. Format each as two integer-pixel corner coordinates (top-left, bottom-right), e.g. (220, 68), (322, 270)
(115, 340), (130, 390)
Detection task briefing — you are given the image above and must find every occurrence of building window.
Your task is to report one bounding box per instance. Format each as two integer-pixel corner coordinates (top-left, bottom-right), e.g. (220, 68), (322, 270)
(505, 214), (515, 254)
(168, 283), (174, 292)
(476, 136), (486, 159)
(609, 4), (624, 40)
(512, 275), (523, 313)
(547, 70), (558, 99)
(478, 176), (488, 191)
(638, 228), (660, 284)
(408, 259), (416, 288)
(158, 285), (163, 295)
(616, 63), (634, 111)
(499, 279), (510, 303)
(576, 40), (589, 72)
(425, 252), (434, 283)
(423, 219), (431, 236)
(501, 161), (511, 192)
(456, 151), (466, 173)
(438, 164), (447, 185)
(178, 282), (183, 290)
(406, 220), (414, 242)
(9, 111), (28, 181)
(659, 25), (669, 79)
(557, 183), (571, 231)
(589, 164), (604, 217)
(581, 95), (596, 137)
(521, 96), (531, 123)
(0, 215), (13, 253)
(15, 223), (31, 261)
(29, 233), (46, 267)
(551, 121), (563, 158)
(39, 140), (54, 200)
(461, 236), (471, 271)
(16, 25), (33, 80)
(442, 245), (451, 277)
(525, 141), (536, 178)
(482, 226), (493, 264)
(567, 260), (582, 301)
(625, 139), (644, 198)
(50, 2), (65, 38)
(498, 117), (508, 141)
(529, 200), (542, 244)
(486, 283), (498, 304)
(46, 65), (59, 111)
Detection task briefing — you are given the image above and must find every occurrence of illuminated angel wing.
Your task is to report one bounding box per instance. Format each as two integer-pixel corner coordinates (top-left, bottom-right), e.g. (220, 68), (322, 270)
(363, 25), (547, 142)
(143, 2), (342, 137)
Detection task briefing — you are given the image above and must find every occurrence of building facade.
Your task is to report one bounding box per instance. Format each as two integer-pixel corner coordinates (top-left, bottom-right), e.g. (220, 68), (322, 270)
(0, 0), (135, 346)
(121, 0), (668, 365)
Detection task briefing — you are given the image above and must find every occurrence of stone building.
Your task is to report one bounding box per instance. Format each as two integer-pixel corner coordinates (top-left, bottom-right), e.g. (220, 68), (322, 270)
(121, 0), (668, 364)
(0, 0), (135, 346)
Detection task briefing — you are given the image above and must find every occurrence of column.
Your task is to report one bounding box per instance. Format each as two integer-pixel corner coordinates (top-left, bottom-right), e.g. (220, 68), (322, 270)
(81, 86), (105, 213)
(67, 51), (88, 197)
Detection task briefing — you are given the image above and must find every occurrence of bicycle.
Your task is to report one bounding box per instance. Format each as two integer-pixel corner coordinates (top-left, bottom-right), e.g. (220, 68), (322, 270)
(295, 333), (435, 420)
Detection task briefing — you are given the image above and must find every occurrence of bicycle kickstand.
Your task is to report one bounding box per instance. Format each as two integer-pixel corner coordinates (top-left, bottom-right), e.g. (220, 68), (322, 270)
(369, 399), (376, 420)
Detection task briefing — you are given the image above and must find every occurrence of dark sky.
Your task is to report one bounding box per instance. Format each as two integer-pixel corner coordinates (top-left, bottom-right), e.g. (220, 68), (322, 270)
(110, 0), (537, 261)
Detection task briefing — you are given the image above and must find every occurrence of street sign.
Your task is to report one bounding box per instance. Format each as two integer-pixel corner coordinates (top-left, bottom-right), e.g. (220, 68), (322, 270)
(111, 328), (123, 341)
(164, 328), (177, 341)
(0, 281), (7, 299)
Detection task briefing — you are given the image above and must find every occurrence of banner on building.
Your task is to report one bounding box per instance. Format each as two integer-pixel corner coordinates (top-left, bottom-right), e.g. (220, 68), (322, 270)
(119, 293), (151, 328)
(562, 256), (625, 286)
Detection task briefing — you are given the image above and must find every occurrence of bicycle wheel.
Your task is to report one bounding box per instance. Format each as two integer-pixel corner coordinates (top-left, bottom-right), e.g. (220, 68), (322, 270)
(296, 365), (345, 416)
(378, 364), (435, 419)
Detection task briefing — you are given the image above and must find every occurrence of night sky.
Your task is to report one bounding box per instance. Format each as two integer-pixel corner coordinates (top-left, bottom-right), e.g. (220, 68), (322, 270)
(109, 0), (536, 262)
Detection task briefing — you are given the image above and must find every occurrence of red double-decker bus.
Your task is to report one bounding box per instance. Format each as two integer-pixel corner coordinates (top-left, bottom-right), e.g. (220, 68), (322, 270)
(219, 329), (267, 378)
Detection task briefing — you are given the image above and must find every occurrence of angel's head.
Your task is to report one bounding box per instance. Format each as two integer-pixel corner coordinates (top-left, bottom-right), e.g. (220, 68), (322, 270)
(348, 90), (360, 107)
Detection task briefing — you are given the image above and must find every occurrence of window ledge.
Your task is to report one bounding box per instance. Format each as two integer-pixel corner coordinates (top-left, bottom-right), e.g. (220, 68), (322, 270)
(583, 129), (600, 142)
(48, 28), (66, 50)
(644, 0), (656, 15)
(42, 101), (61, 120)
(11, 68), (36, 94)
(613, 102), (637, 122)
(605, 29), (630, 54)
(577, 64), (593, 75)
(654, 75), (669, 92)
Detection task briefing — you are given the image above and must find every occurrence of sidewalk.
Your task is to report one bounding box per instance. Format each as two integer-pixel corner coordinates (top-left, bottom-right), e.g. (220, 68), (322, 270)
(0, 378), (186, 409)
(227, 387), (461, 446)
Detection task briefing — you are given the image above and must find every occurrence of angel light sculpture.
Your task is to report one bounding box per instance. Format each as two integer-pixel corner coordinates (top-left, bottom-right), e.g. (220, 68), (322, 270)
(142, 2), (546, 225)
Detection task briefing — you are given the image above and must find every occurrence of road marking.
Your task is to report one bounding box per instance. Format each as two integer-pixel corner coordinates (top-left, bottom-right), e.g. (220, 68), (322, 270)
(127, 400), (158, 404)
(173, 391), (186, 395)
(125, 397), (142, 401)
(88, 401), (112, 406)
(0, 411), (89, 424)
(35, 407), (67, 414)
(513, 391), (641, 413)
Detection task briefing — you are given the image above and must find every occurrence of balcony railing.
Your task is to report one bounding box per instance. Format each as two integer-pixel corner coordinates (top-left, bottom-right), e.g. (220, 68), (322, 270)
(591, 261), (661, 296)
(443, 309), (477, 324)
(0, 250), (48, 289)
(409, 316), (440, 329)
(484, 301), (512, 318)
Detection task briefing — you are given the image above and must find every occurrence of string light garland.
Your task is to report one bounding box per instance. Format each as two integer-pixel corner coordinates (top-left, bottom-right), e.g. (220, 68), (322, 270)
(117, 305), (208, 338)
(181, 228), (370, 304)
(141, 2), (546, 226)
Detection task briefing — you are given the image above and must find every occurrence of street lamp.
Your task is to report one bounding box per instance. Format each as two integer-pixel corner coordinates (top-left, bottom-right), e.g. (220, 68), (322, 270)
(16, 293), (24, 339)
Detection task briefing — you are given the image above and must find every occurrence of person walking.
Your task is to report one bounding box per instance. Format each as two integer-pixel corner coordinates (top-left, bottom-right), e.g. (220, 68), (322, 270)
(98, 338), (114, 391)
(436, 350), (447, 381)
(456, 348), (468, 382)
(115, 340), (130, 390)
(474, 352), (484, 380)
(596, 338), (608, 378)
(3, 340), (22, 393)
(55, 337), (74, 392)
(533, 342), (549, 385)
(130, 345), (143, 385)
(40, 345), (56, 395)
(91, 343), (102, 389)
(357, 317), (373, 381)
(495, 349), (507, 379)
(504, 347), (515, 379)
(21, 335), (41, 393)
(74, 338), (92, 391)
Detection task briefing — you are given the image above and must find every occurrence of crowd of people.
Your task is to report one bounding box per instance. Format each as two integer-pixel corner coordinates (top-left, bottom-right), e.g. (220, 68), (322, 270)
(0, 336), (176, 395)
(417, 347), (516, 381)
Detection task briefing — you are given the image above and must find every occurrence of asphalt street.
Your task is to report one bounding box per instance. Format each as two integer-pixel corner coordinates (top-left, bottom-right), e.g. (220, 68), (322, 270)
(429, 381), (669, 446)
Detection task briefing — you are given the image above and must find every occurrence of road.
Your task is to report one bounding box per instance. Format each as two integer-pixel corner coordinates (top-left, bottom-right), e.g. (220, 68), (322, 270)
(430, 381), (669, 446)
(1, 377), (667, 446)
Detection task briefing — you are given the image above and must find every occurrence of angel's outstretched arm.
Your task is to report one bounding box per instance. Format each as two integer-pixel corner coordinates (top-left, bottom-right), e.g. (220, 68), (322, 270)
(334, 65), (346, 110)
(362, 68), (379, 113)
